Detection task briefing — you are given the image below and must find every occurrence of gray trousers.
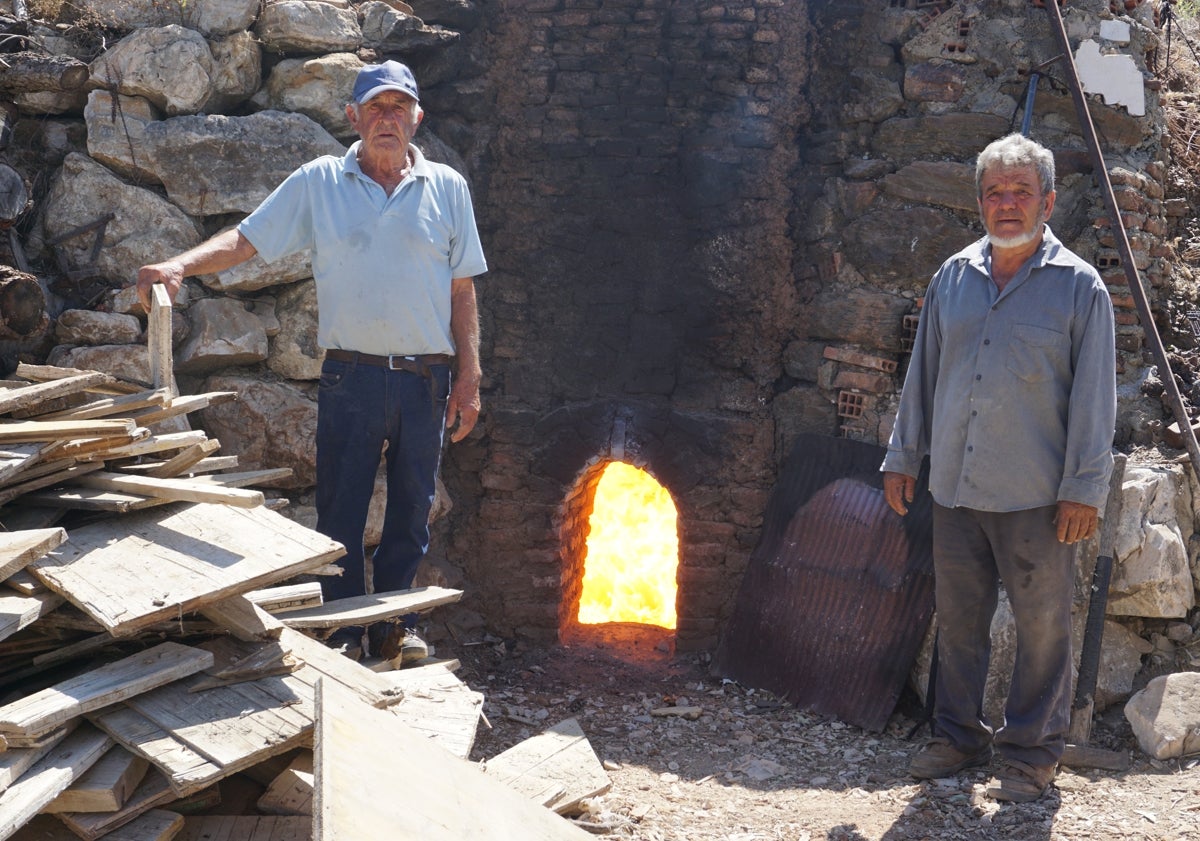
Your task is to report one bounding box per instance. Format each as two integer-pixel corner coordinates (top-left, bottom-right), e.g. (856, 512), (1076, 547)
(930, 503), (1075, 767)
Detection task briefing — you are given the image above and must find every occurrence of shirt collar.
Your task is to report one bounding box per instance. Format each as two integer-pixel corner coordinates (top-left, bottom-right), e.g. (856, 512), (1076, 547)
(343, 141), (430, 180)
(964, 224), (1073, 274)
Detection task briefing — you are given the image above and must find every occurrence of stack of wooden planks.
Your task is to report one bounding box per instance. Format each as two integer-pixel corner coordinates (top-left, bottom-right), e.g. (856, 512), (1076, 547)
(0, 288), (610, 839)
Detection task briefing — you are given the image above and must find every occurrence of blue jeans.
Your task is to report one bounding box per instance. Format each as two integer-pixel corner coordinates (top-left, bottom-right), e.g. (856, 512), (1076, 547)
(930, 503), (1075, 768)
(315, 357), (450, 618)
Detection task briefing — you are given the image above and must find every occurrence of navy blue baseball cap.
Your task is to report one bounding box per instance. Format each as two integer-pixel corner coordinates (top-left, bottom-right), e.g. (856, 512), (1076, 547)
(353, 61), (420, 104)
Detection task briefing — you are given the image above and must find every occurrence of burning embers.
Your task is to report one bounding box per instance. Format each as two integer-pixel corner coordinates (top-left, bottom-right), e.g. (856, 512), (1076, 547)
(577, 462), (679, 629)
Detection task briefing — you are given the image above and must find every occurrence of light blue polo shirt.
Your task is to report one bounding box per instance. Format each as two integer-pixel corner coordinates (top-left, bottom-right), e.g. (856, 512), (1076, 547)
(237, 142), (487, 357)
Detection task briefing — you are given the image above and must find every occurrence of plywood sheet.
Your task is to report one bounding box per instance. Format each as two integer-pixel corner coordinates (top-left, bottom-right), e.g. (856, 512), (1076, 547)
(483, 718), (611, 814)
(378, 662), (484, 759)
(30, 503), (345, 637)
(314, 680), (592, 841)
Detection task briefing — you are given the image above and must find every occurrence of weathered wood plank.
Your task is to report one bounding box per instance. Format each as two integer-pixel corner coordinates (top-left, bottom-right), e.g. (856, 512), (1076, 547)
(143, 439), (220, 479)
(0, 462), (106, 508)
(175, 816), (309, 841)
(200, 595), (285, 642)
(278, 587), (463, 630)
(73, 431), (207, 461)
(0, 724), (111, 841)
(0, 528), (66, 582)
(71, 471), (264, 508)
(56, 769), (179, 840)
(147, 285), (176, 399)
(314, 679), (592, 841)
(88, 708), (221, 798)
(245, 583), (323, 614)
(118, 456), (239, 476)
(0, 643), (213, 738)
(0, 442), (54, 486)
(13, 364), (140, 394)
(35, 388), (172, 422)
(129, 394), (235, 428)
(0, 590), (62, 645)
(256, 751), (313, 817)
(482, 718), (612, 815)
(0, 373), (114, 416)
(43, 746), (149, 813)
(377, 662), (483, 760)
(0, 723), (73, 792)
(0, 419), (136, 444)
(89, 809), (183, 841)
(276, 628), (403, 709)
(30, 503), (345, 637)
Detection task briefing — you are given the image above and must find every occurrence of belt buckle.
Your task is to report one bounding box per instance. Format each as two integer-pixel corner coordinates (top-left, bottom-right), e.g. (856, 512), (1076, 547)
(386, 354), (406, 371)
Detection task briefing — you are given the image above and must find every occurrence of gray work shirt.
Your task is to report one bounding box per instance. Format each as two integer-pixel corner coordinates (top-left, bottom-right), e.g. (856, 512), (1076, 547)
(882, 227), (1116, 513)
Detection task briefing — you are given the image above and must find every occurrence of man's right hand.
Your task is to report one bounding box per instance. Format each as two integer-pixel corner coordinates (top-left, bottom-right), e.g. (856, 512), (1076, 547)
(136, 261), (185, 311)
(883, 471), (916, 517)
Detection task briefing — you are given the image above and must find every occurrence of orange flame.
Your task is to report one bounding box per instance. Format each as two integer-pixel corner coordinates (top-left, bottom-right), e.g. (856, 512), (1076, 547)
(578, 462), (679, 629)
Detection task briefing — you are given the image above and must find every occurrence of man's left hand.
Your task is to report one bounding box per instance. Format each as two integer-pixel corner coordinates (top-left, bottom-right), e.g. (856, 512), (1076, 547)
(446, 377), (481, 443)
(1055, 500), (1098, 544)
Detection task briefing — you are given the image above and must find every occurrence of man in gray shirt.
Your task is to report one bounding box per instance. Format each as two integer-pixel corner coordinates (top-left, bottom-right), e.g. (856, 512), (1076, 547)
(882, 133), (1116, 802)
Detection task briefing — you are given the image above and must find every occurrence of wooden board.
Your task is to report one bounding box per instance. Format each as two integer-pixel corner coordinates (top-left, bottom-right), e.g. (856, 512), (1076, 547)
(314, 679), (592, 841)
(0, 373), (114, 416)
(378, 663), (484, 760)
(30, 503), (345, 637)
(71, 472), (264, 508)
(245, 583), (323, 614)
(200, 595), (285, 642)
(92, 675), (313, 796)
(0, 724), (111, 841)
(0, 643), (213, 738)
(175, 816), (309, 841)
(278, 587), (462, 629)
(482, 718), (612, 815)
(56, 770), (178, 840)
(0, 419), (136, 444)
(0, 724), (73, 792)
(256, 751), (313, 816)
(43, 746), (149, 813)
(0, 443), (54, 486)
(0, 528), (66, 582)
(0, 590), (62, 644)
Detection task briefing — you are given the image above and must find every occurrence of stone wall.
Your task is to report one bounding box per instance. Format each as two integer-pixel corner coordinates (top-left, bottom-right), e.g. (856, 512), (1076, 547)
(1, 0), (1198, 668)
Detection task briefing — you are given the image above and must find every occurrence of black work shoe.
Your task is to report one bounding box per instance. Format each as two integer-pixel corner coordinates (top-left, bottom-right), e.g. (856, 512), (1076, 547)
(910, 737), (993, 779)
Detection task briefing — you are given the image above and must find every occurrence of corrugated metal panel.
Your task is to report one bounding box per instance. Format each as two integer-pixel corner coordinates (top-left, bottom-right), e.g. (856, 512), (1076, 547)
(718, 434), (934, 731)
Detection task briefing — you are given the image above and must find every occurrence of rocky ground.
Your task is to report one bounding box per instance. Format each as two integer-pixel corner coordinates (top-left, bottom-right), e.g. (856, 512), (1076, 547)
(456, 632), (1200, 841)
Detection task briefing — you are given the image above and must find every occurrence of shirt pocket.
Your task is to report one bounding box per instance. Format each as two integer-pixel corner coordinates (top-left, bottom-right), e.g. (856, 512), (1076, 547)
(1006, 323), (1066, 384)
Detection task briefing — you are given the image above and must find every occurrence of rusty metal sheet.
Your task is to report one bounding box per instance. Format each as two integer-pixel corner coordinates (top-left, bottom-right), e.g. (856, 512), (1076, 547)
(718, 434), (934, 731)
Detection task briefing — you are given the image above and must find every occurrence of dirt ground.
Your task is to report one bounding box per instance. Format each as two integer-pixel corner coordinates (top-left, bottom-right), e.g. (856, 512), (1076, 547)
(455, 630), (1200, 841)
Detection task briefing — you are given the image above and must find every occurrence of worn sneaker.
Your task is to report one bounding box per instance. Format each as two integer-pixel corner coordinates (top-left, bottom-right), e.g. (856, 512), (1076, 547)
(398, 628), (429, 666)
(986, 759), (1057, 802)
(909, 737), (993, 779)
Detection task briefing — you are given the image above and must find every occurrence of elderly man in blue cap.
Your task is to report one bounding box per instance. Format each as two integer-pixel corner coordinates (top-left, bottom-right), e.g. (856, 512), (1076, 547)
(138, 61), (488, 664)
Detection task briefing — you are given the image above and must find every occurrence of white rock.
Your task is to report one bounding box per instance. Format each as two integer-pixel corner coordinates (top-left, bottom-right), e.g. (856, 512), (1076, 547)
(40, 153), (203, 288)
(55, 310), (142, 346)
(47, 344), (152, 385)
(176, 298), (269, 373)
(207, 31), (263, 112)
(1095, 620), (1149, 710)
(85, 91), (161, 184)
(90, 25), (215, 116)
(268, 279), (323, 380)
(254, 52), (363, 140)
(254, 0), (361, 54)
(1124, 672), (1200, 759)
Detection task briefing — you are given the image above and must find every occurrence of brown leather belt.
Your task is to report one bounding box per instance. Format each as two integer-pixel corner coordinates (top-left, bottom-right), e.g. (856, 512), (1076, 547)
(324, 349), (453, 377)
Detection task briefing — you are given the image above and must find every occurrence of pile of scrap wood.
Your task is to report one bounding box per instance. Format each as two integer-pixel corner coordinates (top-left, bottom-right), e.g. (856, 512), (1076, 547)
(0, 289), (611, 839)
(0, 499), (609, 840)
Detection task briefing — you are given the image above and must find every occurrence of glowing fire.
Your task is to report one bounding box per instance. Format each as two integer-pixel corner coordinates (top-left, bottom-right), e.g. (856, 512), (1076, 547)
(577, 462), (679, 629)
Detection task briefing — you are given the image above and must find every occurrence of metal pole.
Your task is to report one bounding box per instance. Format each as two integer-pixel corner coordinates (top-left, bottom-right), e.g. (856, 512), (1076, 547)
(1042, 0), (1200, 480)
